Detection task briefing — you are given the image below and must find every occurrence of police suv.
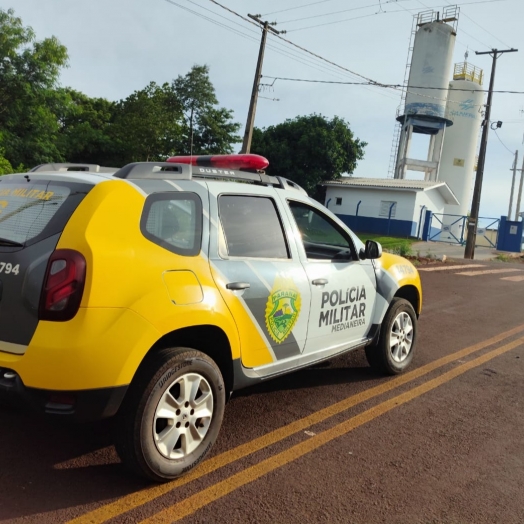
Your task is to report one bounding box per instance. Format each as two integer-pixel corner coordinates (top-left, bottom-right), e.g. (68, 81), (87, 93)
(0, 155), (422, 481)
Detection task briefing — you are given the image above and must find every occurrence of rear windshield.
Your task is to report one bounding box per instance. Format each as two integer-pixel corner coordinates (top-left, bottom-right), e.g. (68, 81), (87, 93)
(0, 180), (92, 246)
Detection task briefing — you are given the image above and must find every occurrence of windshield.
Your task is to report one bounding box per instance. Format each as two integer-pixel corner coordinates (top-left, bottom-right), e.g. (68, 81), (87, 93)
(0, 182), (71, 245)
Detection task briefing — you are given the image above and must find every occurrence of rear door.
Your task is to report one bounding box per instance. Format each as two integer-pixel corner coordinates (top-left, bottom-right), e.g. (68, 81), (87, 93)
(0, 176), (93, 353)
(207, 183), (311, 370)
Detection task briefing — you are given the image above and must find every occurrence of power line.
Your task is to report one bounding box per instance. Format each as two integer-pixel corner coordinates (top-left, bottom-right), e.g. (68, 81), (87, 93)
(493, 129), (517, 154)
(206, 0), (384, 85)
(419, 0), (509, 51)
(459, 11), (511, 48)
(164, 0), (260, 45)
(439, 0), (512, 49)
(283, 0), (507, 36)
(409, 0), (494, 52)
(262, 76), (524, 94)
(261, 0), (340, 18)
(166, 0), (399, 103)
(279, 0), (402, 24)
(285, 10), (402, 33)
(259, 0), (504, 17)
(164, 0), (370, 88)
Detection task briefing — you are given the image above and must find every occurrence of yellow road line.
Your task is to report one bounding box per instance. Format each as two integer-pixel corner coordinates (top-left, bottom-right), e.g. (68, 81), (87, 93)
(501, 275), (524, 282)
(67, 323), (524, 524)
(142, 336), (524, 524)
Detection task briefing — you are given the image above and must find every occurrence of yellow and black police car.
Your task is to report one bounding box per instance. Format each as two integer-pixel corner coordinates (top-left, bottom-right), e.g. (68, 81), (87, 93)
(0, 155), (422, 481)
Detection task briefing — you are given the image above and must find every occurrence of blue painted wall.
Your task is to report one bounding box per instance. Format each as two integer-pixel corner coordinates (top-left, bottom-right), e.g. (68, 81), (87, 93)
(336, 213), (417, 237)
(496, 216), (523, 253)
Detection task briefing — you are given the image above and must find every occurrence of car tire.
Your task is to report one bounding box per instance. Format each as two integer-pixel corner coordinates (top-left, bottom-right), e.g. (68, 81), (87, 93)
(114, 347), (225, 482)
(365, 298), (417, 375)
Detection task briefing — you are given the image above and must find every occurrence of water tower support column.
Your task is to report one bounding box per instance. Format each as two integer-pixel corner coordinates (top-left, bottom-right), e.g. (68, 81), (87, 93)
(428, 130), (446, 181)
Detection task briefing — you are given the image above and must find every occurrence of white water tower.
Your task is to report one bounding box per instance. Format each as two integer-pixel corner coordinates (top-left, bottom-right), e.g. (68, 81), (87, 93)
(438, 62), (485, 239)
(395, 7), (459, 181)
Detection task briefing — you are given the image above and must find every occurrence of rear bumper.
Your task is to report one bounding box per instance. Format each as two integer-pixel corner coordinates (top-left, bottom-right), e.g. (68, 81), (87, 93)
(0, 367), (127, 422)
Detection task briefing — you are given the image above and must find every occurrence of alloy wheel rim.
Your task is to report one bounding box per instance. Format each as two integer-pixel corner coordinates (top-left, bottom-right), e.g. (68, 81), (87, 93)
(153, 372), (213, 459)
(389, 312), (413, 363)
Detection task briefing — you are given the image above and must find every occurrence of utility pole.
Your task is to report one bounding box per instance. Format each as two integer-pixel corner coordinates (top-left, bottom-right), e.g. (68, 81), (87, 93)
(514, 153), (524, 221)
(464, 48), (518, 259)
(508, 149), (518, 218)
(240, 14), (282, 154)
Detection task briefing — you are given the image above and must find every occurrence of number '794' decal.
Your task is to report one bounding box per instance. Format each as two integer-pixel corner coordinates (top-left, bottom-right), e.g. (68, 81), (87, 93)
(0, 263), (20, 275)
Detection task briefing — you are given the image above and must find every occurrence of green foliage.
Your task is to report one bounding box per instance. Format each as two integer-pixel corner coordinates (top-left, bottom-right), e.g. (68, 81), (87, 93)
(0, 149), (13, 174)
(0, 8), (68, 167)
(172, 65), (240, 154)
(394, 242), (413, 257)
(0, 11), (241, 168)
(495, 253), (512, 263)
(56, 88), (117, 166)
(251, 114), (366, 198)
(108, 82), (183, 165)
(193, 106), (241, 154)
(356, 234), (415, 253)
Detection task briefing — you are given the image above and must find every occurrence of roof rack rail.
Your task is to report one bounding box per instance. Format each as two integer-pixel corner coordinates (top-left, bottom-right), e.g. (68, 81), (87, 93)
(275, 177), (308, 195)
(113, 162), (191, 180)
(30, 163), (118, 173)
(112, 162), (308, 194)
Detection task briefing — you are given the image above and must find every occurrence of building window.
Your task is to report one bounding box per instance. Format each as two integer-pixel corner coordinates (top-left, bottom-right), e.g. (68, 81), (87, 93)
(379, 201), (397, 218)
(335, 197), (342, 206)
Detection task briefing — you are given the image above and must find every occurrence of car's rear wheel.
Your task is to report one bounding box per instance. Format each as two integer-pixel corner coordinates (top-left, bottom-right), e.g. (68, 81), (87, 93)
(114, 347), (225, 482)
(365, 298), (417, 375)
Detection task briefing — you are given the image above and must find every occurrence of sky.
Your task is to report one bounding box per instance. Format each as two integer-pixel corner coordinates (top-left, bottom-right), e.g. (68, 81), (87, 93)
(3, 0), (523, 219)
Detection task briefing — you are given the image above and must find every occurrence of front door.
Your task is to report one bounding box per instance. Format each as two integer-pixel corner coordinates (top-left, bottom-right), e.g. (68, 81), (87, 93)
(282, 198), (377, 356)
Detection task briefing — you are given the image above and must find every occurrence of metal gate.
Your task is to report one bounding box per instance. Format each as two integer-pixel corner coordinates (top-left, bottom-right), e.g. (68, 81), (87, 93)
(425, 213), (500, 248)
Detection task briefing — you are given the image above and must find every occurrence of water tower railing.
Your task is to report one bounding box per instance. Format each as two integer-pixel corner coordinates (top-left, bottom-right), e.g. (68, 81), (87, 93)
(417, 9), (438, 26)
(453, 62), (484, 84)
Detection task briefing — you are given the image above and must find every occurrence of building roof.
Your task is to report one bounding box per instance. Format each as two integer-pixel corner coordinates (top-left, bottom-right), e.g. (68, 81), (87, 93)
(323, 177), (459, 205)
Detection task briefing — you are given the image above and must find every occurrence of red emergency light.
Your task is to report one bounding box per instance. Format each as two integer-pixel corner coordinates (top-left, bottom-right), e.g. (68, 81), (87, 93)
(167, 154), (269, 171)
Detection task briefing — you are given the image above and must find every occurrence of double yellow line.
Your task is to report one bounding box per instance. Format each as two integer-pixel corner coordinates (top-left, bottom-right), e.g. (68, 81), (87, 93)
(69, 324), (524, 524)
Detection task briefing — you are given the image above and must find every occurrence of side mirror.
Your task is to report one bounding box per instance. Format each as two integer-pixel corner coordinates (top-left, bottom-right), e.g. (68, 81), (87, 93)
(364, 240), (382, 260)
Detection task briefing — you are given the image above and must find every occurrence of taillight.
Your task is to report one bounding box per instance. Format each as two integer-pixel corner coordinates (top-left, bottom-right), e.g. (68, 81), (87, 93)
(39, 249), (86, 321)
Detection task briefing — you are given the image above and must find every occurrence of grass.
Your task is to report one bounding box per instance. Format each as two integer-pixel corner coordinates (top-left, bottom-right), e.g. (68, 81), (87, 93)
(494, 253), (513, 263)
(356, 233), (416, 256)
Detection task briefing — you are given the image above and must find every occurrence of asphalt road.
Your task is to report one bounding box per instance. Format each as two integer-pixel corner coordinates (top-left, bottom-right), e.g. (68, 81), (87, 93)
(1, 259), (523, 524)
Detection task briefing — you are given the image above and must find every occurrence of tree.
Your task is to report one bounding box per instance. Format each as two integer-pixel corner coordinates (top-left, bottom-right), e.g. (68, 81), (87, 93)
(55, 88), (117, 166)
(0, 148), (13, 174)
(0, 12), (241, 168)
(252, 114), (366, 199)
(173, 65), (240, 154)
(0, 8), (68, 168)
(108, 82), (184, 165)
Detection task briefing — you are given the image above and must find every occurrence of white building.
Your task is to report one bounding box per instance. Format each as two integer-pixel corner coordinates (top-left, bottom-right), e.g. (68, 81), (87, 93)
(324, 178), (459, 238)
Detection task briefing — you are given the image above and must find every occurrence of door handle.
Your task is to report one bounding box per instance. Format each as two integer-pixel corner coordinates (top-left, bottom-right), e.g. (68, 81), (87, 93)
(312, 278), (328, 286)
(226, 282), (251, 290)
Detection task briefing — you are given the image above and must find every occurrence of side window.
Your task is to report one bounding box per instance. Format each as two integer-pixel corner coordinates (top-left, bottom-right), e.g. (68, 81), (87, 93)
(219, 195), (289, 259)
(141, 192), (202, 256)
(288, 200), (355, 261)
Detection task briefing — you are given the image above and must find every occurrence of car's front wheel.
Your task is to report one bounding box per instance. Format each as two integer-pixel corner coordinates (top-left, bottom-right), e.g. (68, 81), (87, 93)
(114, 347), (225, 482)
(365, 298), (417, 375)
